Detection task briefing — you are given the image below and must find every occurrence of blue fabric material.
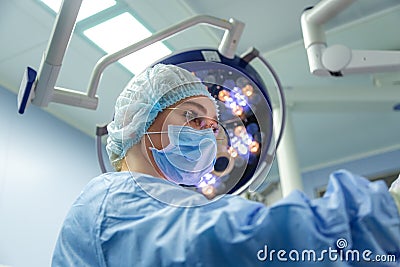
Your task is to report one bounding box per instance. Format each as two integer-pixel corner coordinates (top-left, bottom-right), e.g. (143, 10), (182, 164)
(52, 170), (400, 266)
(149, 125), (217, 185)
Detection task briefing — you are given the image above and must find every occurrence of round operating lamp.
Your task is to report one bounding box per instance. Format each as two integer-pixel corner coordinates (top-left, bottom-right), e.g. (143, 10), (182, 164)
(154, 48), (283, 196)
(96, 47), (285, 198)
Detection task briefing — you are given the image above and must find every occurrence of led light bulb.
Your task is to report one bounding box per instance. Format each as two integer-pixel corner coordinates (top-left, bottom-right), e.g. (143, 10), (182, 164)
(232, 105), (243, 116)
(242, 134), (253, 145)
(249, 141), (260, 153)
(234, 126), (246, 137)
(238, 144), (248, 155)
(218, 90), (230, 102)
(228, 147), (238, 158)
(242, 84), (254, 97)
(202, 185), (216, 199)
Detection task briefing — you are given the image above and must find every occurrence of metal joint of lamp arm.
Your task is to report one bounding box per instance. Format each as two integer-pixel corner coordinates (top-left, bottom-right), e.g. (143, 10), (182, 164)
(20, 0), (244, 113)
(87, 15), (245, 100)
(301, 0), (400, 77)
(18, 0), (99, 113)
(33, 0), (99, 109)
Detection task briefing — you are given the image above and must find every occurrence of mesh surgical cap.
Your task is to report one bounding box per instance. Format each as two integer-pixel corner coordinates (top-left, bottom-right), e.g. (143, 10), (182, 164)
(106, 63), (218, 170)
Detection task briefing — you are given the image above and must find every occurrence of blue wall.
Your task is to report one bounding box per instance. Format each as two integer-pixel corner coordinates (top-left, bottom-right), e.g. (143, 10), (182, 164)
(0, 87), (102, 267)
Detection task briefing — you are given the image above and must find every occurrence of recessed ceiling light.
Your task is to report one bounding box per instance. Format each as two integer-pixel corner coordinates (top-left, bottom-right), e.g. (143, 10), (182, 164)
(39, 0), (116, 21)
(84, 12), (171, 74)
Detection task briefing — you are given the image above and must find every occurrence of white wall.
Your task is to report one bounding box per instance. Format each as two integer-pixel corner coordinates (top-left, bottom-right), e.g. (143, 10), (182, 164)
(302, 149), (400, 198)
(0, 87), (102, 267)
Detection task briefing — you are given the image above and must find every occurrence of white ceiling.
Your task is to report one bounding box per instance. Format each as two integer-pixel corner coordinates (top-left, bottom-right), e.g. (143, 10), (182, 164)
(1, 0), (400, 176)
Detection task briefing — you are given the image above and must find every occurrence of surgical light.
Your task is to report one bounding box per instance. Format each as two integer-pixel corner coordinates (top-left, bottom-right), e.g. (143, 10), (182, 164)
(243, 134), (253, 146)
(237, 144), (248, 155)
(228, 147), (239, 158)
(218, 90), (230, 102)
(232, 105), (244, 116)
(18, 1), (286, 196)
(153, 48), (285, 195)
(249, 141), (260, 154)
(242, 84), (254, 97)
(201, 185), (217, 199)
(234, 126), (245, 137)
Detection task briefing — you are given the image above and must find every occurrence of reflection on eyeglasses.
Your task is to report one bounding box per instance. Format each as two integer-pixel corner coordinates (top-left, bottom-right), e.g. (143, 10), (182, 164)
(166, 107), (221, 135)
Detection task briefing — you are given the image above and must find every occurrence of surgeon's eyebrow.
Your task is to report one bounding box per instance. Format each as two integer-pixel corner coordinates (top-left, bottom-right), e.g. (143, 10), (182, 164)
(180, 100), (218, 120)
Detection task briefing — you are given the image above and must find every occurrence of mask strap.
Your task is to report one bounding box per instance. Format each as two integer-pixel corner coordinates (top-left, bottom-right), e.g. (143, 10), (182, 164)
(145, 132), (156, 149)
(146, 131), (168, 135)
(123, 156), (131, 172)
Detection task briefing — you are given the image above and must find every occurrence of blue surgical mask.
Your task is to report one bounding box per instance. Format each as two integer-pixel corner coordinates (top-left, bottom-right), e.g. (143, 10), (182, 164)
(147, 125), (217, 186)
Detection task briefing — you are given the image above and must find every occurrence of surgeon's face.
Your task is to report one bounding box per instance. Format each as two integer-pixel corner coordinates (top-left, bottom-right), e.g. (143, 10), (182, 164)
(146, 95), (219, 150)
(141, 95), (218, 179)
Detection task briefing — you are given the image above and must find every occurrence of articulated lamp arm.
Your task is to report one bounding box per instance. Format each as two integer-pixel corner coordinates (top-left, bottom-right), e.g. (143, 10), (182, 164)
(18, 0), (244, 113)
(87, 15), (244, 98)
(301, 0), (400, 77)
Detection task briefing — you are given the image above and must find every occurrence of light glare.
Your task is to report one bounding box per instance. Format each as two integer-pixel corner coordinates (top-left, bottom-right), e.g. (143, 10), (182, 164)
(84, 12), (171, 74)
(40, 0), (116, 21)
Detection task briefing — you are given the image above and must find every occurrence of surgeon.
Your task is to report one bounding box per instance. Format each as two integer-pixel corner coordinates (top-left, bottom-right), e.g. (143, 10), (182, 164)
(52, 64), (400, 266)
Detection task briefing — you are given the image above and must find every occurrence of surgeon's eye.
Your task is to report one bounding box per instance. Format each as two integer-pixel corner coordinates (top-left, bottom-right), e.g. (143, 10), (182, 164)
(204, 121), (219, 136)
(184, 110), (198, 124)
(191, 118), (202, 127)
(187, 117), (203, 130)
(183, 111), (199, 128)
(183, 110), (219, 135)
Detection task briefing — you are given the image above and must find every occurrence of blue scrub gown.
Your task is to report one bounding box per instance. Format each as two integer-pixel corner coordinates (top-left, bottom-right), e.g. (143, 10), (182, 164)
(52, 170), (400, 266)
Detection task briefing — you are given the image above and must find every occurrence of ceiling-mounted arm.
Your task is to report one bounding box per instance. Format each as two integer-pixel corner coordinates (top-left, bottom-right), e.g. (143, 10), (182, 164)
(18, 0), (98, 114)
(18, 1), (244, 114)
(301, 0), (400, 77)
(87, 15), (244, 98)
(34, 0), (82, 107)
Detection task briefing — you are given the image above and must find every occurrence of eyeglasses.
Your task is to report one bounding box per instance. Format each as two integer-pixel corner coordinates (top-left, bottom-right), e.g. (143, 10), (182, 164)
(165, 107), (220, 134)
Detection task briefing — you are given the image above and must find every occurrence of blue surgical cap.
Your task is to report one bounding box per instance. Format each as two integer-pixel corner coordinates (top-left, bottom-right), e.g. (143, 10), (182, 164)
(106, 64), (218, 170)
